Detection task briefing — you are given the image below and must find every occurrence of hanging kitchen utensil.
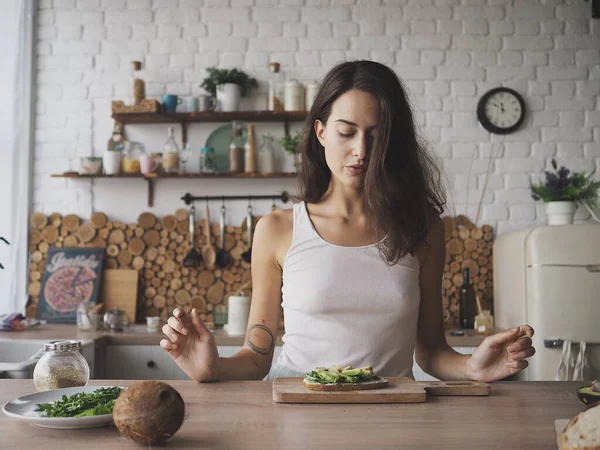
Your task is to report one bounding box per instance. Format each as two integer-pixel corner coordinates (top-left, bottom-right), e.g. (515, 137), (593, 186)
(183, 204), (202, 268)
(202, 199), (216, 269)
(271, 196), (277, 212)
(216, 202), (232, 268)
(241, 202), (253, 263)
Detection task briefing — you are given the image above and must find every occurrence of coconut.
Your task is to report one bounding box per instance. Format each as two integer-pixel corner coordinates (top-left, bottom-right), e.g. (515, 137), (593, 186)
(113, 380), (185, 445)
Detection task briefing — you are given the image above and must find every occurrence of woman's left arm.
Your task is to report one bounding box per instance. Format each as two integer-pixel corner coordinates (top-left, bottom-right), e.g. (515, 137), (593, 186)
(414, 216), (536, 382)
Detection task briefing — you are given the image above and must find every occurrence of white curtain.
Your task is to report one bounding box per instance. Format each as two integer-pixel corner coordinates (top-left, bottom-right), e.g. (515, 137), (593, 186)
(0, 0), (35, 314)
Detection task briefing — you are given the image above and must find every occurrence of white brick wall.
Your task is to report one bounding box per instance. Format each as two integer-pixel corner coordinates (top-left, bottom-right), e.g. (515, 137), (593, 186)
(31, 0), (600, 234)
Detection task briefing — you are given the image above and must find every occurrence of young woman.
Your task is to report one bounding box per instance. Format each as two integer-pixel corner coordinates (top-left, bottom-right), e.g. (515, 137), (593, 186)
(160, 60), (535, 383)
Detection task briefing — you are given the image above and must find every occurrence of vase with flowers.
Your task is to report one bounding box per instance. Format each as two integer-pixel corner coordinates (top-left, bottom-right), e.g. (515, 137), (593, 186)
(530, 159), (600, 225)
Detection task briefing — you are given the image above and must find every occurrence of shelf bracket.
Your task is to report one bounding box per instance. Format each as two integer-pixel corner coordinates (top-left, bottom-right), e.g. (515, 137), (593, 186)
(146, 178), (154, 208)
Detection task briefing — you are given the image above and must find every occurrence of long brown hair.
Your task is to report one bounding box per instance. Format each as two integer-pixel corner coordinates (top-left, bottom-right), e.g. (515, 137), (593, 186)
(295, 60), (446, 265)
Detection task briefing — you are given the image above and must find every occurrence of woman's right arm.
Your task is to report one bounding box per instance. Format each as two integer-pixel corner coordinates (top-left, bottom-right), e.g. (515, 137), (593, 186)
(215, 211), (286, 380)
(160, 210), (288, 382)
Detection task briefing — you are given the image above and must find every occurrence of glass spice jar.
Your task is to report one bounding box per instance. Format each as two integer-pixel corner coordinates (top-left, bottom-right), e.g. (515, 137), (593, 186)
(33, 340), (90, 392)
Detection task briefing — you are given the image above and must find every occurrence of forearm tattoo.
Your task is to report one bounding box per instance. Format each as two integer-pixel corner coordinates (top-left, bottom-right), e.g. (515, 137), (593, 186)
(246, 324), (274, 355)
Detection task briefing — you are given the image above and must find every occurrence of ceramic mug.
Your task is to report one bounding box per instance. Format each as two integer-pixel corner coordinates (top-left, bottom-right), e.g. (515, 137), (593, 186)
(161, 94), (182, 113)
(139, 154), (159, 174)
(198, 94), (217, 112)
(185, 97), (199, 112)
(102, 150), (121, 175)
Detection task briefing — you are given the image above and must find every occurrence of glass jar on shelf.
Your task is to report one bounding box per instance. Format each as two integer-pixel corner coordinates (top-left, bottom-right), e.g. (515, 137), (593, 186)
(162, 126), (180, 174)
(33, 340), (90, 392)
(122, 141), (145, 174)
(201, 146), (217, 173)
(258, 133), (275, 174)
(150, 152), (163, 173)
(267, 62), (284, 112)
(130, 60), (145, 106)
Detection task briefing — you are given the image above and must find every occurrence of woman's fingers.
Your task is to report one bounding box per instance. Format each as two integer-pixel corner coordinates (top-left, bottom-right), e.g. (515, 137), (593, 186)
(508, 336), (532, 353)
(160, 338), (177, 350)
(167, 310), (189, 336)
(506, 360), (529, 371)
(162, 323), (185, 343)
(510, 346), (536, 361)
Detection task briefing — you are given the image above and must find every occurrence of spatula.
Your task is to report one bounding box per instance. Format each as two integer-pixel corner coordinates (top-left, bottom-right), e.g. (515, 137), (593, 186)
(202, 202), (216, 269)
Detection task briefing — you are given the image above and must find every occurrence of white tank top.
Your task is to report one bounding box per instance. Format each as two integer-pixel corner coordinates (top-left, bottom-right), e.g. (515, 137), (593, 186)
(275, 201), (421, 378)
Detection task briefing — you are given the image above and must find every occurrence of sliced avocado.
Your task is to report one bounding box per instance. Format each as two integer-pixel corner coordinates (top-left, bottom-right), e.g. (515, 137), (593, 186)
(342, 368), (368, 377)
(576, 385), (600, 406)
(316, 368), (339, 383)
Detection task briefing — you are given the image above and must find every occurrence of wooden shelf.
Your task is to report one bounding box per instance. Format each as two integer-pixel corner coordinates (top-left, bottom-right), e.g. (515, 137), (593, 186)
(111, 111), (307, 125)
(51, 172), (297, 207)
(51, 172), (296, 179)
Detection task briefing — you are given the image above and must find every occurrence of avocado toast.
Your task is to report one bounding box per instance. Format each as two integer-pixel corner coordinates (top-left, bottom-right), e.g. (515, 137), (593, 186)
(303, 365), (389, 391)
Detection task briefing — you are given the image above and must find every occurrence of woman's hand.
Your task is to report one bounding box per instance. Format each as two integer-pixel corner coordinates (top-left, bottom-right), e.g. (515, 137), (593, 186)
(160, 307), (221, 382)
(466, 325), (536, 382)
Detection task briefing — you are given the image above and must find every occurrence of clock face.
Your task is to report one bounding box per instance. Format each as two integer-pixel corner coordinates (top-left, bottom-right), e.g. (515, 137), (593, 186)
(477, 87), (525, 134)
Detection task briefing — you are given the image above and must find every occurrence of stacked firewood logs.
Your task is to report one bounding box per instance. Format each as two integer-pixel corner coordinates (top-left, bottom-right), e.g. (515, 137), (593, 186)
(28, 211), (494, 328)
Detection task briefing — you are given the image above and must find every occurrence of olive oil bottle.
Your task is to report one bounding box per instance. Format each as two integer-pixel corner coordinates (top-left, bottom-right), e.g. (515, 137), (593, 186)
(459, 267), (476, 329)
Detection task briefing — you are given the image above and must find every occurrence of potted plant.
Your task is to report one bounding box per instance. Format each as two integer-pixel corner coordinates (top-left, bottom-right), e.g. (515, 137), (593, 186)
(530, 159), (600, 225)
(200, 67), (258, 112)
(280, 132), (302, 168)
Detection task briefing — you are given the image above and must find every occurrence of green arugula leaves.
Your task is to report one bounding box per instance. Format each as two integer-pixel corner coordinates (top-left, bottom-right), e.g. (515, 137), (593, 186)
(35, 386), (122, 418)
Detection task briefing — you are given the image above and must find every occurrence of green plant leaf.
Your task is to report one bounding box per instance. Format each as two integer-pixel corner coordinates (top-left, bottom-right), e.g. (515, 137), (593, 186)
(200, 67), (258, 97)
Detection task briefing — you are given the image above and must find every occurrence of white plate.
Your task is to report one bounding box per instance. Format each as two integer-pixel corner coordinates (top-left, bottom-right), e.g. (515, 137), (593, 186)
(2, 385), (122, 429)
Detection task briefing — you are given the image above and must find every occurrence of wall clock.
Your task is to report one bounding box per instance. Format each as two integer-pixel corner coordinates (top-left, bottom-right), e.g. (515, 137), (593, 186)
(477, 87), (525, 135)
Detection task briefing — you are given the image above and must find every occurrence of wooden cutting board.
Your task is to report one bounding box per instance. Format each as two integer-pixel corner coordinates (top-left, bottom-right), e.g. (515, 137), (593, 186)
(272, 377), (490, 404)
(101, 269), (139, 322)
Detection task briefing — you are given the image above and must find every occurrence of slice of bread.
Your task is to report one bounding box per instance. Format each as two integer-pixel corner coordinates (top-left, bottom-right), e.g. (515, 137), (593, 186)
(303, 377), (389, 392)
(560, 403), (600, 450)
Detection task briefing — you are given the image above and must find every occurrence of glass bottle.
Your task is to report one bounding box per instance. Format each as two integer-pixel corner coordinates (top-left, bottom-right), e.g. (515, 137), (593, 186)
(267, 62), (284, 112)
(244, 124), (257, 173)
(180, 142), (191, 174)
(228, 121), (245, 173)
(258, 133), (275, 174)
(130, 60), (145, 106)
(201, 146), (217, 173)
(33, 340), (90, 391)
(162, 126), (180, 174)
(459, 267), (476, 329)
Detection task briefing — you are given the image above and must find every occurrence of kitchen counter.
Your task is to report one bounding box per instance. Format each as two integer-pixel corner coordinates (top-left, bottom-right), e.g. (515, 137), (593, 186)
(0, 324), (497, 347)
(0, 379), (585, 449)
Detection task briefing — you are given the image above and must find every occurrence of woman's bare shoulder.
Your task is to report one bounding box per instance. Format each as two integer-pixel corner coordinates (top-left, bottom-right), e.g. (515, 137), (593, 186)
(256, 207), (293, 234)
(254, 208), (294, 264)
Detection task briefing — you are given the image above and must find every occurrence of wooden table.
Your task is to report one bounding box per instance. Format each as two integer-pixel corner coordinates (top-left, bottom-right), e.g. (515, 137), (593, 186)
(0, 379), (584, 449)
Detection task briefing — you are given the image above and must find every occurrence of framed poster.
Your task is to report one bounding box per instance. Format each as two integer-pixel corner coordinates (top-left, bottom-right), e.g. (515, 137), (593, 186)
(36, 247), (105, 323)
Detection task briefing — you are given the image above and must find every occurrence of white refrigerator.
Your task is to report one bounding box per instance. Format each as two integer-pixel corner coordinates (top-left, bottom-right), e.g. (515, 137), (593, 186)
(494, 224), (600, 381)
